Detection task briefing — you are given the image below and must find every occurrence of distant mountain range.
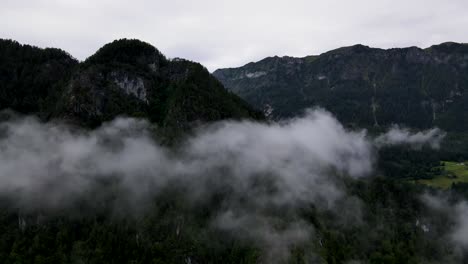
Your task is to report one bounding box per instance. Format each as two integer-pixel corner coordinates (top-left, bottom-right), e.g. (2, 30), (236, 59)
(0, 39), (263, 132)
(214, 42), (468, 131)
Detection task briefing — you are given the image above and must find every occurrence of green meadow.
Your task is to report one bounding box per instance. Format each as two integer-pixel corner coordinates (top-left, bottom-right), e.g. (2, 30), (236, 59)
(415, 161), (468, 189)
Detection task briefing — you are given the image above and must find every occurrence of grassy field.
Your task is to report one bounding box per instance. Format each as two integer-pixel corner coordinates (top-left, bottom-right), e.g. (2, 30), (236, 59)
(415, 161), (468, 189)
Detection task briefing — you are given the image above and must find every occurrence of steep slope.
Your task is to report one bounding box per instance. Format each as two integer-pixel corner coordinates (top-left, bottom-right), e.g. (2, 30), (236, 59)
(0, 39), (263, 130)
(0, 39), (79, 115)
(214, 42), (468, 131)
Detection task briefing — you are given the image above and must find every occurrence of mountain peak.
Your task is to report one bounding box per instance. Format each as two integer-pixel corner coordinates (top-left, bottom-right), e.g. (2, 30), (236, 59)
(427, 42), (468, 53)
(0, 38), (263, 131)
(325, 44), (376, 56)
(85, 38), (167, 67)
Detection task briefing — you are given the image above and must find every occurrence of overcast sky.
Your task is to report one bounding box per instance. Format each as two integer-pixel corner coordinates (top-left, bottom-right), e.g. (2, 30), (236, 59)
(1, 0), (468, 71)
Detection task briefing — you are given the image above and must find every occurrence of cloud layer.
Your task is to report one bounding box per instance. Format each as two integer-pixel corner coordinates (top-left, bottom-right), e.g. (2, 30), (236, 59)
(0, 109), (448, 262)
(2, 0), (468, 70)
(0, 110), (372, 205)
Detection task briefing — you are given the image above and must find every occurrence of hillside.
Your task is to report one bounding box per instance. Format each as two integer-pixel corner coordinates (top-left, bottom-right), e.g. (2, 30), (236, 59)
(214, 42), (468, 131)
(0, 39), (78, 115)
(0, 39), (263, 130)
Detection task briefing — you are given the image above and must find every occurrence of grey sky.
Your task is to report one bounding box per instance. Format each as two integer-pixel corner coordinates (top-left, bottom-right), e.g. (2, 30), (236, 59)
(1, 0), (468, 71)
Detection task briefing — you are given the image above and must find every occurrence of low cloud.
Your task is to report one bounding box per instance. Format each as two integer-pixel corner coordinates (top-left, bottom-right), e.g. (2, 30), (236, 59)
(0, 109), (447, 262)
(422, 193), (468, 258)
(0, 109), (374, 261)
(452, 202), (468, 249)
(374, 125), (446, 149)
(0, 109), (374, 207)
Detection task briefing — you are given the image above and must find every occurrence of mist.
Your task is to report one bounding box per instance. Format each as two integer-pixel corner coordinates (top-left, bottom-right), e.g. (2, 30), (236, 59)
(375, 125), (446, 149)
(421, 193), (468, 261)
(0, 109), (448, 262)
(0, 109), (377, 205)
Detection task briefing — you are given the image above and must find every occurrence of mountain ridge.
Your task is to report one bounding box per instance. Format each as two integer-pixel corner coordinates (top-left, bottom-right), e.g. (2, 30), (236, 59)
(218, 42), (468, 70)
(213, 42), (468, 131)
(0, 38), (263, 134)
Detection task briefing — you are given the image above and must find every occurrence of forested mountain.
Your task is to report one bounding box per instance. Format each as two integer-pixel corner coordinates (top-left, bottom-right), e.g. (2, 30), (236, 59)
(0, 39), (78, 115)
(1, 39), (468, 264)
(0, 39), (263, 130)
(214, 42), (468, 131)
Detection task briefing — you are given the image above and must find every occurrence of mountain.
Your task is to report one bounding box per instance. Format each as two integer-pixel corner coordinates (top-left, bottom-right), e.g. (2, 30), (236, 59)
(1, 39), (468, 264)
(0, 39), (263, 130)
(0, 39), (78, 114)
(214, 42), (468, 131)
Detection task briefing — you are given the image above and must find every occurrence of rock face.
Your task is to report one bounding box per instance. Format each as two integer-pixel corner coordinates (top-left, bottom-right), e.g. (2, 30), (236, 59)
(0, 38), (263, 130)
(214, 42), (468, 131)
(59, 39), (263, 128)
(111, 72), (148, 103)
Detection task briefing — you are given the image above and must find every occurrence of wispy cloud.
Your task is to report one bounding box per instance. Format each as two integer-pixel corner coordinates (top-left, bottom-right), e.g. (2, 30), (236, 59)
(375, 125), (446, 149)
(0, 109), (448, 262)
